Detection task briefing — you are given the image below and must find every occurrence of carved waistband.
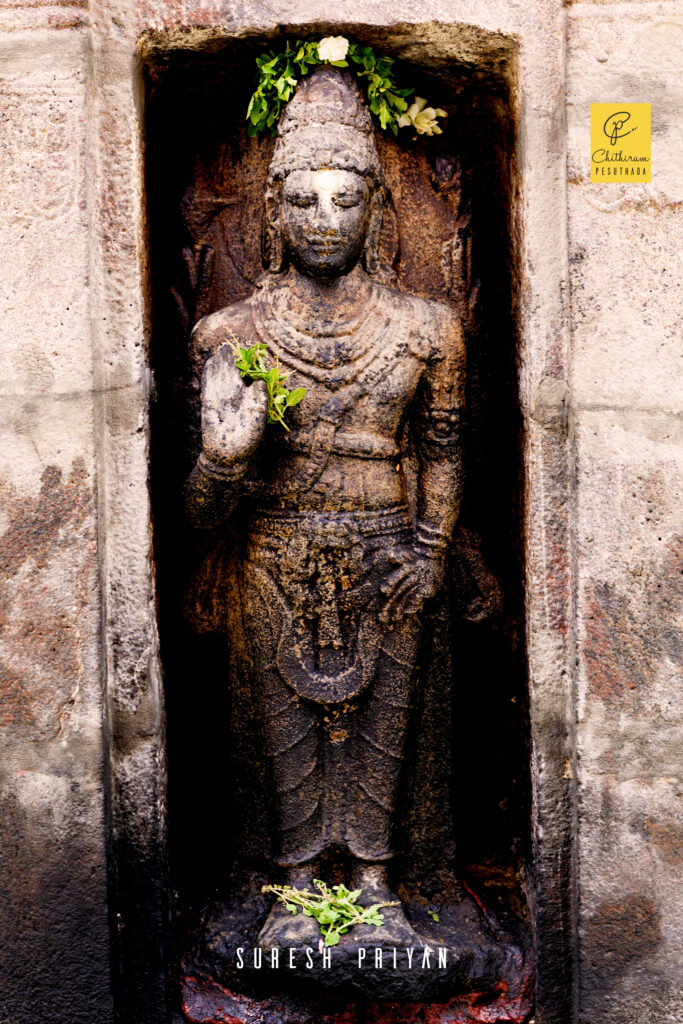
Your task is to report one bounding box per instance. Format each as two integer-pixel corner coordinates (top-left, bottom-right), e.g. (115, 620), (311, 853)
(283, 431), (400, 461)
(249, 505), (412, 543)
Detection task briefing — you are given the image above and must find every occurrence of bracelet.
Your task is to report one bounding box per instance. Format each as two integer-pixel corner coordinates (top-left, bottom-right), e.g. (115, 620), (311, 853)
(197, 451), (248, 484)
(415, 520), (450, 553)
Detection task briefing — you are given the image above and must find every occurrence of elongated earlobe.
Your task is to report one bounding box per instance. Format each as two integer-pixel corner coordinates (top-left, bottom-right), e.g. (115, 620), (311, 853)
(263, 181), (286, 273)
(362, 188), (385, 276)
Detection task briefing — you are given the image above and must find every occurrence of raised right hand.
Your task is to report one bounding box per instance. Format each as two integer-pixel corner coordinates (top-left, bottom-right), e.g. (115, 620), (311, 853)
(201, 342), (268, 465)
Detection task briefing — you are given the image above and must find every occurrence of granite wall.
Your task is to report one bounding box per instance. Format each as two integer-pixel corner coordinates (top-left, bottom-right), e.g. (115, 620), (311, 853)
(567, 5), (683, 1022)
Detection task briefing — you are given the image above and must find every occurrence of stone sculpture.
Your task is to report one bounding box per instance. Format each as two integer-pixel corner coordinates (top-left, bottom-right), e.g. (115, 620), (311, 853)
(185, 67), (464, 951)
(181, 66), (532, 1018)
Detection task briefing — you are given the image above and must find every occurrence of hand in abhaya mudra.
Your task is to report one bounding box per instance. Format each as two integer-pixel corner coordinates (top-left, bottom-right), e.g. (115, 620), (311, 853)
(200, 342), (267, 466)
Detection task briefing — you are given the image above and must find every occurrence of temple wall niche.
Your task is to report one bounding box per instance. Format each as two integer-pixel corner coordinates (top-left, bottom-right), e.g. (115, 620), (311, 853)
(0, 3), (679, 1024)
(142, 31), (532, 1019)
(143, 24), (527, 901)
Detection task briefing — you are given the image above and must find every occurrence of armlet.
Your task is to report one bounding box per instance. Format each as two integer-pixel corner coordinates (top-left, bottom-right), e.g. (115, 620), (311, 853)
(416, 405), (464, 458)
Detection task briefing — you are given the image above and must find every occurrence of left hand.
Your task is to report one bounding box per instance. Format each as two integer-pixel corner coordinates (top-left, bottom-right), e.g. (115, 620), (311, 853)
(378, 544), (445, 626)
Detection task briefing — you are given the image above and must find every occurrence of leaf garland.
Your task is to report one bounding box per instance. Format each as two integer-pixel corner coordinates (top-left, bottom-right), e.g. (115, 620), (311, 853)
(246, 39), (416, 137)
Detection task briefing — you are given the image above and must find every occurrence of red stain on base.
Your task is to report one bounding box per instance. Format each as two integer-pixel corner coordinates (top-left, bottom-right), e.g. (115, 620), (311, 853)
(460, 882), (488, 920)
(181, 972), (533, 1024)
(182, 974), (362, 1024)
(365, 979), (532, 1023)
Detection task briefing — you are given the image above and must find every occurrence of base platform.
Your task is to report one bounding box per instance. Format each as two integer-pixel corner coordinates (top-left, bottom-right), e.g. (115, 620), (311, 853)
(179, 871), (533, 1023)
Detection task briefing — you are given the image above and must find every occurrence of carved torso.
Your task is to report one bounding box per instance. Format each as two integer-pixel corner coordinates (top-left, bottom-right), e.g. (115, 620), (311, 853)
(192, 275), (462, 513)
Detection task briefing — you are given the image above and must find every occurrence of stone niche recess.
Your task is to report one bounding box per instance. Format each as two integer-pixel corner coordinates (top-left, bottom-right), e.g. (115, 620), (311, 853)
(142, 24), (534, 1024)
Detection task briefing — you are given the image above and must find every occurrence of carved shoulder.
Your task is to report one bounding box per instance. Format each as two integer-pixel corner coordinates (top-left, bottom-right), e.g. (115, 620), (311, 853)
(190, 297), (257, 378)
(377, 287), (464, 370)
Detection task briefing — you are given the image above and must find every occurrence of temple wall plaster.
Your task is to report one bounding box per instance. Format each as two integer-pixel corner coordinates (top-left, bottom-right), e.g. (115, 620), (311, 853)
(566, 4), (683, 1022)
(0, 23), (115, 1024)
(0, 2), (679, 1023)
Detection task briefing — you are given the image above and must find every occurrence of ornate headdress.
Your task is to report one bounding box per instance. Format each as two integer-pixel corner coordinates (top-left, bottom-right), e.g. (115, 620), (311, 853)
(268, 66), (383, 184)
(264, 67), (385, 273)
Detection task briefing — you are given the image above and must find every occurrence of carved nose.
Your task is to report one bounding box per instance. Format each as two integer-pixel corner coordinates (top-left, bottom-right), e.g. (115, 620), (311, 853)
(312, 200), (337, 233)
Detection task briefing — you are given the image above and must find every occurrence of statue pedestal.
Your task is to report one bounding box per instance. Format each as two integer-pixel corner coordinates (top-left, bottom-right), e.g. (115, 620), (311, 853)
(179, 874), (533, 1023)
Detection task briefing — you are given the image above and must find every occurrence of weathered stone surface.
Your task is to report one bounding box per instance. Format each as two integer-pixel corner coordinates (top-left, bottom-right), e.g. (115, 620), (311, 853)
(566, 6), (683, 1023)
(0, 3), (88, 34)
(566, 3), (683, 205)
(573, 411), (683, 1024)
(0, 25), (114, 1024)
(568, 195), (683, 412)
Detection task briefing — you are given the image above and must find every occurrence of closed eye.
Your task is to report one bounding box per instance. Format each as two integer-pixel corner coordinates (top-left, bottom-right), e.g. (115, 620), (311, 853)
(286, 194), (316, 208)
(333, 194), (363, 208)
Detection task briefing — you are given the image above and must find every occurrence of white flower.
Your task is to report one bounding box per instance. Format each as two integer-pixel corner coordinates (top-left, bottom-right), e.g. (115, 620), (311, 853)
(397, 96), (447, 136)
(317, 36), (350, 62)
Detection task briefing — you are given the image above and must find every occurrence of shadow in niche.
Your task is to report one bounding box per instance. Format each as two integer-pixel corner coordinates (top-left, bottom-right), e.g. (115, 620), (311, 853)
(142, 29), (531, 1020)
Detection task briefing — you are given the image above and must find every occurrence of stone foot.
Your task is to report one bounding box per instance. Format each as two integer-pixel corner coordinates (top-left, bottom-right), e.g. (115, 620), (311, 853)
(258, 866), (321, 951)
(348, 863), (421, 948)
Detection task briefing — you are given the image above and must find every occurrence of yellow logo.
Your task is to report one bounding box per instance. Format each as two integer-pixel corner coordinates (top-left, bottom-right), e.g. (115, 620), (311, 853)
(590, 104), (651, 182)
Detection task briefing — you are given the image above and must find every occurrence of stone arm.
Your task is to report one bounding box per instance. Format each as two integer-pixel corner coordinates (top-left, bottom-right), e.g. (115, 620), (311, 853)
(185, 453), (247, 531)
(185, 338), (267, 530)
(380, 309), (465, 624)
(413, 309), (466, 559)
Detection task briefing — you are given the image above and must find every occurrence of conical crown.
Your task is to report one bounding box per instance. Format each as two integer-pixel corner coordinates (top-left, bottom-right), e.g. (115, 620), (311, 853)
(268, 66), (382, 183)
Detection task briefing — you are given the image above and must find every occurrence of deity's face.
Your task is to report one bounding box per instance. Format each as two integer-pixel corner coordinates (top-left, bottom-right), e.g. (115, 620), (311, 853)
(280, 168), (371, 279)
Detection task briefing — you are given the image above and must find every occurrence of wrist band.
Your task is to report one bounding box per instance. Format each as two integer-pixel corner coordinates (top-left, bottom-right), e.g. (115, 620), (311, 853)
(198, 451), (248, 483)
(415, 520), (450, 552)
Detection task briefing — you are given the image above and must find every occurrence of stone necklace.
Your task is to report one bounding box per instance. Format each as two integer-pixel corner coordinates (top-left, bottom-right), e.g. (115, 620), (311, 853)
(253, 278), (393, 390)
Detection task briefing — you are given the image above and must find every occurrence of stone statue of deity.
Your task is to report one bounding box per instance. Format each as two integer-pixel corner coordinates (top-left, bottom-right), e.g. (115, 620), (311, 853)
(185, 67), (465, 953)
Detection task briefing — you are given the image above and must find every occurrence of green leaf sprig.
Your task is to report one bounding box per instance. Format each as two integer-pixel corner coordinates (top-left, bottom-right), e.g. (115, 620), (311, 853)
(247, 39), (415, 137)
(262, 879), (399, 947)
(226, 334), (305, 431)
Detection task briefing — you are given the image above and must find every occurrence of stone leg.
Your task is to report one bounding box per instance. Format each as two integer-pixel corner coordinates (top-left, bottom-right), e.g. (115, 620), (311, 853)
(249, 653), (325, 950)
(342, 619), (422, 948)
(345, 617), (420, 862)
(253, 660), (325, 867)
(243, 561), (326, 866)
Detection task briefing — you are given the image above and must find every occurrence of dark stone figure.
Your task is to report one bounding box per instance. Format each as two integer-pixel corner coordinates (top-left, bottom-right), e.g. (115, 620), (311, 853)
(181, 68), (532, 1020)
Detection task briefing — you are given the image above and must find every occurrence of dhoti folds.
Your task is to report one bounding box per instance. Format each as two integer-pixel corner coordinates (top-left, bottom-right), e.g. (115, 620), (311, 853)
(243, 505), (421, 867)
